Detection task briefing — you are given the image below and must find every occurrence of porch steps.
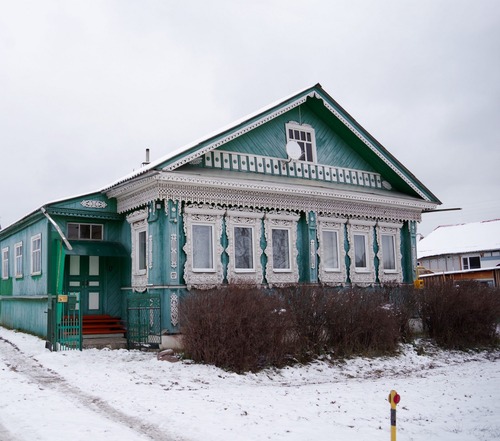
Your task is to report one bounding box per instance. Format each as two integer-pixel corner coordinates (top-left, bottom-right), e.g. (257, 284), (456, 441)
(82, 314), (127, 336)
(82, 315), (128, 350)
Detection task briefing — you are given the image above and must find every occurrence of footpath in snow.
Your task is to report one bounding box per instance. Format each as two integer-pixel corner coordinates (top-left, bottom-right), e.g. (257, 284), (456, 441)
(0, 326), (499, 441)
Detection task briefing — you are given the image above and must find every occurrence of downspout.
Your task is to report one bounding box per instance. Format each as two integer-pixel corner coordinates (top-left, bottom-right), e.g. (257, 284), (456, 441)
(41, 207), (73, 251)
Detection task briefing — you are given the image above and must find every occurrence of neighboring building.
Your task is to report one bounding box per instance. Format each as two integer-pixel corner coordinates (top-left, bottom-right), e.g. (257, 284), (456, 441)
(0, 83), (440, 347)
(417, 219), (500, 287)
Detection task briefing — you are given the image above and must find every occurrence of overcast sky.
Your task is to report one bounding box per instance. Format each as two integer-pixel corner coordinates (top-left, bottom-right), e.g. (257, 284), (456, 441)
(1, 0), (499, 236)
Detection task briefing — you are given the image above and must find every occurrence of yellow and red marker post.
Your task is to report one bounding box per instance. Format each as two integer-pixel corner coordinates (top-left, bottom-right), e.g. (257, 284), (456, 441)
(388, 390), (401, 441)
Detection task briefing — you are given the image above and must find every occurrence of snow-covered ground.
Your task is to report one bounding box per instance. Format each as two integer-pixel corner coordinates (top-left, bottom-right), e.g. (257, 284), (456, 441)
(0, 327), (499, 441)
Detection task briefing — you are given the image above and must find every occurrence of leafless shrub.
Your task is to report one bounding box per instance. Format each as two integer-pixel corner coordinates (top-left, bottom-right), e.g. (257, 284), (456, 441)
(324, 288), (400, 357)
(419, 281), (500, 349)
(180, 286), (292, 373)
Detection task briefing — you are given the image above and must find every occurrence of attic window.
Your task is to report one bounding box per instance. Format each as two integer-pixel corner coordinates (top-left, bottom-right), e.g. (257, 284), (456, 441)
(285, 122), (316, 163)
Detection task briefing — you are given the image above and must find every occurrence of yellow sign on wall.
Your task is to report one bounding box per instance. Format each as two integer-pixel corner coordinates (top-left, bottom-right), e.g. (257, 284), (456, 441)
(57, 295), (68, 303)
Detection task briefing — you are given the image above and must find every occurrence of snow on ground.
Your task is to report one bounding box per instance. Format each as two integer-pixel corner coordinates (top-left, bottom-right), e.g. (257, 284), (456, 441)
(0, 327), (499, 441)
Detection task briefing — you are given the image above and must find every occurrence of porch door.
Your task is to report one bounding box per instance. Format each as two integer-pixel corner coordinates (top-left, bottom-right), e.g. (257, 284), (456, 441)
(66, 255), (103, 315)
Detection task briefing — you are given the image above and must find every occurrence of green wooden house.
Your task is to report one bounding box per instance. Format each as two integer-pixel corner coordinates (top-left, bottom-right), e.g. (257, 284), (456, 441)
(0, 84), (440, 349)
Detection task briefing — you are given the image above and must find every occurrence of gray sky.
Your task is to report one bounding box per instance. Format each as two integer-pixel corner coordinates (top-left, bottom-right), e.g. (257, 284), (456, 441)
(1, 0), (499, 236)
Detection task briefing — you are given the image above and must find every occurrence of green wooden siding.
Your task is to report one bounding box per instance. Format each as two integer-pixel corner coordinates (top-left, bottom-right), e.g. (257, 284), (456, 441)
(0, 296), (48, 338)
(198, 105), (378, 174)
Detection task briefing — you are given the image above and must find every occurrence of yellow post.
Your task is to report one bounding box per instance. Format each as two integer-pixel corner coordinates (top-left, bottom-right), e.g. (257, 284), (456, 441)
(388, 390), (400, 441)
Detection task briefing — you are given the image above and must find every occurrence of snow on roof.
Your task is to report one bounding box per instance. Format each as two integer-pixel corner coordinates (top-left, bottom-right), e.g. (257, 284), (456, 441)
(417, 219), (500, 259)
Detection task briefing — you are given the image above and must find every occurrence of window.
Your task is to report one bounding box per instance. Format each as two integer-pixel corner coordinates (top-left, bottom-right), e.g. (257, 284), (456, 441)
(272, 228), (291, 271)
(286, 122), (316, 163)
(192, 224), (215, 271)
(381, 234), (396, 271)
(67, 223), (103, 240)
(234, 226), (254, 271)
(126, 208), (149, 288)
(462, 256), (481, 270)
(1, 247), (8, 279)
(353, 234), (368, 270)
(317, 217), (347, 285)
(137, 230), (147, 273)
(225, 210), (264, 285)
(322, 230), (340, 271)
(14, 242), (23, 278)
(183, 204), (225, 288)
(31, 234), (42, 275)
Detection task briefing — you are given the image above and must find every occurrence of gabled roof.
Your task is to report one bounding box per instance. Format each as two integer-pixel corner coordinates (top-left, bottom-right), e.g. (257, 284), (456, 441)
(103, 83), (440, 205)
(417, 219), (500, 259)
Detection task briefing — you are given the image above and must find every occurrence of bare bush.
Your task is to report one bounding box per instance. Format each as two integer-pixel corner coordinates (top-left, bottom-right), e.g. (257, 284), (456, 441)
(180, 286), (292, 372)
(277, 285), (333, 361)
(420, 281), (500, 349)
(324, 288), (400, 357)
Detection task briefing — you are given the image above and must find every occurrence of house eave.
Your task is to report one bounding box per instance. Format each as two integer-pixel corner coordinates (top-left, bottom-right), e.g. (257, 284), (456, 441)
(108, 172), (436, 223)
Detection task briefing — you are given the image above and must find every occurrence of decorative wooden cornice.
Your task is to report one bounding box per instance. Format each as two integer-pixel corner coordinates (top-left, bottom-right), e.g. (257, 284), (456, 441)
(109, 172), (436, 224)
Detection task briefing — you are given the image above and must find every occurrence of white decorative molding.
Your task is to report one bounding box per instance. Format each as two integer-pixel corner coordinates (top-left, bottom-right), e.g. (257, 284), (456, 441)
(170, 293), (179, 327)
(110, 172), (436, 222)
(203, 149), (382, 190)
(126, 208), (149, 289)
(157, 89), (431, 202)
(163, 96), (310, 172)
(170, 233), (178, 269)
(148, 234), (153, 269)
(225, 208), (264, 285)
(376, 222), (403, 284)
(310, 240), (316, 270)
(182, 204), (225, 289)
(317, 216), (348, 286)
(81, 199), (108, 209)
(126, 207), (149, 224)
(264, 211), (300, 287)
(348, 220), (376, 286)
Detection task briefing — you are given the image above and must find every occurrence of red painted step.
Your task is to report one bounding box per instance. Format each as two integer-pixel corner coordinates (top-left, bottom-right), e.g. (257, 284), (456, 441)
(82, 314), (126, 336)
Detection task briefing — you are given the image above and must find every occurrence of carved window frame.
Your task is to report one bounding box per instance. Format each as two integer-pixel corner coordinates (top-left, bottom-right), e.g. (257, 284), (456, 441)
(226, 209), (264, 285)
(183, 204), (225, 289)
(348, 220), (376, 286)
(317, 217), (347, 285)
(126, 208), (149, 290)
(264, 211), (300, 286)
(377, 222), (403, 284)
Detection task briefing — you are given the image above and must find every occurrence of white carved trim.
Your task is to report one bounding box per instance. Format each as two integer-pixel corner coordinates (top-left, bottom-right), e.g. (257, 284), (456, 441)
(81, 200), (108, 209)
(170, 233), (178, 269)
(126, 208), (149, 289)
(348, 220), (376, 286)
(158, 89), (431, 202)
(376, 222), (403, 284)
(170, 293), (179, 327)
(182, 204), (225, 289)
(110, 172), (436, 221)
(163, 96), (310, 172)
(225, 209), (264, 285)
(264, 211), (300, 287)
(317, 216), (347, 286)
(126, 208), (148, 224)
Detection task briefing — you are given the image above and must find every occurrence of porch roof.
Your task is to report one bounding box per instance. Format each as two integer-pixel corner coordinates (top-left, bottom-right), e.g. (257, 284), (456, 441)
(65, 240), (128, 257)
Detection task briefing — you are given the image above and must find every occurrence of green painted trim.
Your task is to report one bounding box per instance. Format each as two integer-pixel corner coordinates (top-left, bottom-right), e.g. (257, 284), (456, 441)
(344, 224), (351, 284)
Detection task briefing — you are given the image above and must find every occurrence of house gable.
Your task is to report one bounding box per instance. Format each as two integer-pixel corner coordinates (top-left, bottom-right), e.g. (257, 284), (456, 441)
(146, 84), (440, 205)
